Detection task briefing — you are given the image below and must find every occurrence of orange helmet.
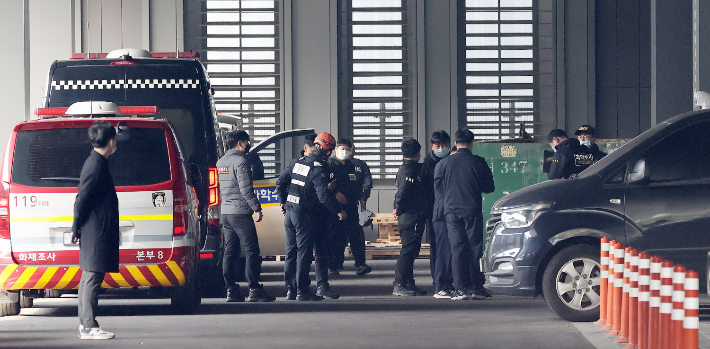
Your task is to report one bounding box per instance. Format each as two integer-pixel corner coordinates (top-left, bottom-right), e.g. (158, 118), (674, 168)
(314, 132), (336, 151)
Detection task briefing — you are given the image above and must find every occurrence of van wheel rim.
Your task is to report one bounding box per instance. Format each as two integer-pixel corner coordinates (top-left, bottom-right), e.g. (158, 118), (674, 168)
(555, 257), (601, 311)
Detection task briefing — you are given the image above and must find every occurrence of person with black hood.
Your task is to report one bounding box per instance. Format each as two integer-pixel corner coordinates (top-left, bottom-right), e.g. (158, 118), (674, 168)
(420, 130), (455, 298)
(574, 125), (607, 163)
(548, 129), (593, 180)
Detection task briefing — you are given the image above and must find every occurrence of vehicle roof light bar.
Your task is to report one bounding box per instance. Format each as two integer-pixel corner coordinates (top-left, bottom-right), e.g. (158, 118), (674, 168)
(69, 52), (200, 59)
(34, 106), (160, 118)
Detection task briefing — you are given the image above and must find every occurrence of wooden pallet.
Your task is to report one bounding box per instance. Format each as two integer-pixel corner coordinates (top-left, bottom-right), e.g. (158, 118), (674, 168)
(363, 241), (431, 260)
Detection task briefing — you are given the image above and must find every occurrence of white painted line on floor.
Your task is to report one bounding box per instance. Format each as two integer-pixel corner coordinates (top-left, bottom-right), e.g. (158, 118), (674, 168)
(572, 322), (622, 349)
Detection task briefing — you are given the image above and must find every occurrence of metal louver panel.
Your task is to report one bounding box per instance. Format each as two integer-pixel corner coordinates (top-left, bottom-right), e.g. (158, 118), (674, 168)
(340, 0), (412, 183)
(202, 0), (282, 176)
(464, 0), (537, 140)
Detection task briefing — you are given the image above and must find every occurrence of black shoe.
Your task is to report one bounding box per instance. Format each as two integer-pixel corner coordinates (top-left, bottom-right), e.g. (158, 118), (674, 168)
(450, 289), (470, 301)
(328, 268), (340, 277)
(247, 285), (276, 302)
(355, 264), (373, 276)
(392, 284), (416, 297)
(406, 281), (427, 296)
(226, 287), (245, 302)
(296, 291), (324, 301)
(316, 285), (340, 299)
(472, 288), (492, 300)
(286, 288), (296, 301)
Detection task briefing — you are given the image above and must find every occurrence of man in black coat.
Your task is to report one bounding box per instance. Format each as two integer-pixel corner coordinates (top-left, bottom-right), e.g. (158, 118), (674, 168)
(548, 129), (593, 180)
(434, 129), (495, 300)
(421, 130), (455, 298)
(71, 121), (119, 340)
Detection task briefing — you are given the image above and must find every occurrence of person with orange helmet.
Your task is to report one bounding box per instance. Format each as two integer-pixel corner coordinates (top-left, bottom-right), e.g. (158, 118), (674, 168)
(276, 132), (346, 301)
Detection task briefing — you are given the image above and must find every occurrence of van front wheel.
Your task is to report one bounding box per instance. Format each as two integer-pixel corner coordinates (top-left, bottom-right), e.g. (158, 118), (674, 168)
(541, 244), (601, 322)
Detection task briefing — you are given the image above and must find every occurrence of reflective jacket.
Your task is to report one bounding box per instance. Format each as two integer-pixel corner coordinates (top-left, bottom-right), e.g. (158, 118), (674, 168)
(277, 153), (342, 214)
(217, 149), (261, 215)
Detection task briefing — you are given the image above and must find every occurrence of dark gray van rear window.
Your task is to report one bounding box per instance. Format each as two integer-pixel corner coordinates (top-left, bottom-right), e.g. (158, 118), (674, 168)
(12, 128), (171, 187)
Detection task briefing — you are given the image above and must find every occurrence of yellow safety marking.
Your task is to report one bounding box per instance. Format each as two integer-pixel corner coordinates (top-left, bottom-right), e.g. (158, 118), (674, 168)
(34, 267), (58, 289)
(125, 265), (152, 287)
(147, 265), (173, 287)
(0, 264), (19, 289)
(54, 267), (79, 289)
(108, 272), (132, 288)
(253, 183), (276, 188)
(165, 261), (186, 286)
(10, 214), (172, 223)
(101, 281), (111, 288)
(262, 203), (280, 207)
(10, 267), (38, 290)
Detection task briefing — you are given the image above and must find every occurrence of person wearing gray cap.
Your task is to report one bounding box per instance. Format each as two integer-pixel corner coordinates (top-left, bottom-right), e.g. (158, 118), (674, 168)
(574, 125), (607, 163)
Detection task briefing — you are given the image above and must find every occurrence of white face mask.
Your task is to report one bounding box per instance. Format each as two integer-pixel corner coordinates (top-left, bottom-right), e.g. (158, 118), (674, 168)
(580, 140), (591, 147)
(336, 149), (351, 160)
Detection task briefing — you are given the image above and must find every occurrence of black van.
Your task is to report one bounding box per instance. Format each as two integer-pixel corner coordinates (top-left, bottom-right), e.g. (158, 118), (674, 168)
(482, 110), (710, 321)
(41, 50), (230, 276)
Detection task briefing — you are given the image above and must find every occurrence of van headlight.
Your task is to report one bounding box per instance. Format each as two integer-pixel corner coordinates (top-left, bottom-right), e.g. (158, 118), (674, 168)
(499, 203), (551, 229)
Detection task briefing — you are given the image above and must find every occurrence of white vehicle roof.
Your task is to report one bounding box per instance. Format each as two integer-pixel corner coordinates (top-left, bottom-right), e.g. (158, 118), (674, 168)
(106, 48), (153, 58)
(65, 101), (124, 116)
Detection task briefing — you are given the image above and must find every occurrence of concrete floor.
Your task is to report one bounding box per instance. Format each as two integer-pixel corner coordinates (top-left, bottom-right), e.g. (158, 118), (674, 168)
(0, 259), (596, 349)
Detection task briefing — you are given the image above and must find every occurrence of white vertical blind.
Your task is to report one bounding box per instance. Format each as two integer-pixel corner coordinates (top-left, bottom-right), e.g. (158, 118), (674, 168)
(464, 0), (536, 139)
(203, 0), (281, 176)
(343, 0), (411, 182)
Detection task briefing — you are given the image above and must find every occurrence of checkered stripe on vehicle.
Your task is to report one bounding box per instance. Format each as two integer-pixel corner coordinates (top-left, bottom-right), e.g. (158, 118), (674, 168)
(51, 79), (199, 90)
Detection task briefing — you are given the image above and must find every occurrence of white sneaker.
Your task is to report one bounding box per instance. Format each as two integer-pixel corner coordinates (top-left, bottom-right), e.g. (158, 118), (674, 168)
(433, 290), (453, 299)
(79, 327), (115, 340)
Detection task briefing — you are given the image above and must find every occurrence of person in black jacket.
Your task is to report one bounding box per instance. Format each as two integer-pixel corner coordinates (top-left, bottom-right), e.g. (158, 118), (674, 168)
(217, 130), (274, 303)
(392, 139), (427, 296)
(349, 144), (373, 209)
(434, 129), (495, 300)
(421, 130), (455, 298)
(71, 121), (118, 340)
(277, 134), (340, 299)
(548, 129), (593, 180)
(328, 139), (372, 276)
(277, 132), (346, 301)
(574, 125), (607, 163)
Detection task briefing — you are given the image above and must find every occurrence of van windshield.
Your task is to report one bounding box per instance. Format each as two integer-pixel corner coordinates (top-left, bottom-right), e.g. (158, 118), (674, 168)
(12, 128), (171, 188)
(47, 64), (209, 167)
(576, 122), (670, 178)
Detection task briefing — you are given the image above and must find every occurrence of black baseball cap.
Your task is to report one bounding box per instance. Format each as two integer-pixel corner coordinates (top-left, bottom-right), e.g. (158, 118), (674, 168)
(575, 125), (596, 136)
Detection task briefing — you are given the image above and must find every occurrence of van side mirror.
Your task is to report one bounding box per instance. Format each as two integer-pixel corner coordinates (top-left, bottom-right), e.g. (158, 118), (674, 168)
(628, 159), (648, 184)
(190, 163), (203, 184)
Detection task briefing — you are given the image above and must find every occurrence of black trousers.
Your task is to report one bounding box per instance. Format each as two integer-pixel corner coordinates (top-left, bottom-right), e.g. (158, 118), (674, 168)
(222, 214), (262, 290)
(394, 212), (425, 286)
(331, 209), (367, 268)
(313, 221), (331, 287)
(432, 220), (453, 291)
(445, 213), (485, 291)
(284, 210), (315, 293)
(426, 217), (435, 283)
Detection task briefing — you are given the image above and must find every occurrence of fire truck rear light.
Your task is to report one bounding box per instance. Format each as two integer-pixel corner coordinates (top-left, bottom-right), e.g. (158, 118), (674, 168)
(34, 108), (69, 117)
(110, 61), (138, 66)
(119, 106), (160, 115)
(208, 188), (219, 206)
(0, 183), (10, 239)
(207, 167), (219, 207)
(199, 253), (213, 259)
(174, 226), (186, 236)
